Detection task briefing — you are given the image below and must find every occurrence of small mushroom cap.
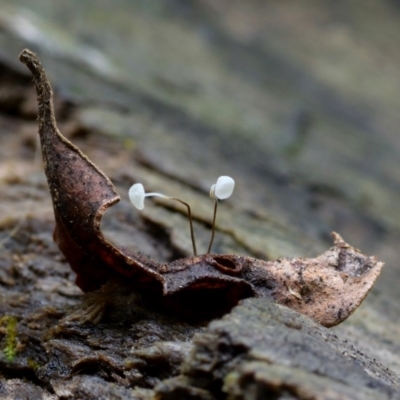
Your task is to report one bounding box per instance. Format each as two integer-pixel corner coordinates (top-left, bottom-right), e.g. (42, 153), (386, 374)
(129, 183), (145, 210)
(212, 176), (235, 200)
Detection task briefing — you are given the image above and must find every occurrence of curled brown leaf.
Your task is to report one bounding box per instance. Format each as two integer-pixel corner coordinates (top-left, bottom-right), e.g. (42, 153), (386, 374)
(19, 49), (384, 327)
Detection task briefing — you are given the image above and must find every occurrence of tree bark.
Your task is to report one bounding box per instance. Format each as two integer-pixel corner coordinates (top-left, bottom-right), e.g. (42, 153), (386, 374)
(1, 1), (400, 398)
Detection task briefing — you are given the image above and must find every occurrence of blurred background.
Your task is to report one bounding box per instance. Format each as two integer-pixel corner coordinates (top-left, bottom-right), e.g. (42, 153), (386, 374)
(0, 0), (400, 373)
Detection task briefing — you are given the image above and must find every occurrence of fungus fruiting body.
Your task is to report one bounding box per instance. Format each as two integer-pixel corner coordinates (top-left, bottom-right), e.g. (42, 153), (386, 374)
(129, 183), (197, 255)
(208, 176), (235, 253)
(129, 176), (235, 255)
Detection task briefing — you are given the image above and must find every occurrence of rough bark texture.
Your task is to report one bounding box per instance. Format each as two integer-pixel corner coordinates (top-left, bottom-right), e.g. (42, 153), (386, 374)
(156, 299), (400, 399)
(1, 1), (400, 398)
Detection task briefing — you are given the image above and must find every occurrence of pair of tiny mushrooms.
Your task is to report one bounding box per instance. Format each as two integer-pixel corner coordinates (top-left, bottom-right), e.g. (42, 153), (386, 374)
(129, 176), (235, 255)
(18, 48), (384, 326)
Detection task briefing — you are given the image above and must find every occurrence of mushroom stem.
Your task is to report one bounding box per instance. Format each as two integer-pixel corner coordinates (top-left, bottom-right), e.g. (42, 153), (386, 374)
(207, 199), (218, 254)
(170, 198), (197, 256)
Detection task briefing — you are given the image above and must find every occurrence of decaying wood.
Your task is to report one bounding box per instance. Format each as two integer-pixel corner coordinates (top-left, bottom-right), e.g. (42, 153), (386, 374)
(19, 49), (384, 327)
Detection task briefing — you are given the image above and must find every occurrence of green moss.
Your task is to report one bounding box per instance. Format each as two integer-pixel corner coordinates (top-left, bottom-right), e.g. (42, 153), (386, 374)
(0, 315), (18, 362)
(27, 358), (40, 370)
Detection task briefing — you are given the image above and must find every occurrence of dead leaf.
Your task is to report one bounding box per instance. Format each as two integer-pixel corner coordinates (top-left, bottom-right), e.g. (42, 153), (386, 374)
(19, 49), (384, 327)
